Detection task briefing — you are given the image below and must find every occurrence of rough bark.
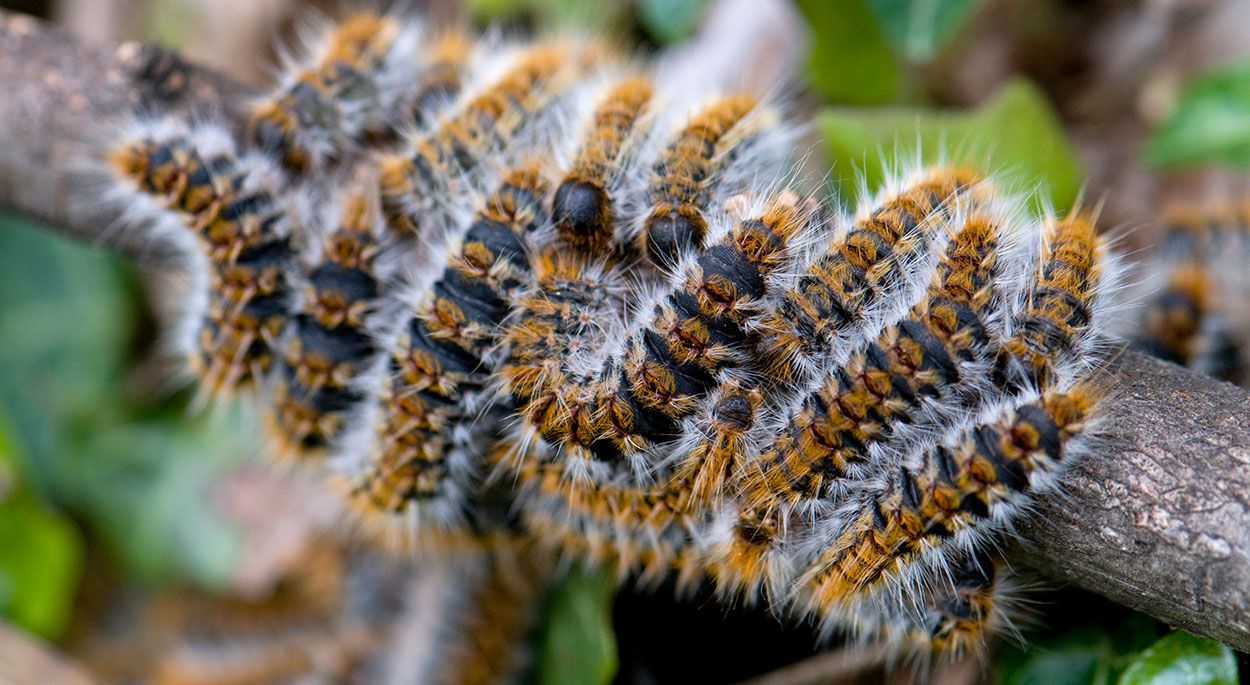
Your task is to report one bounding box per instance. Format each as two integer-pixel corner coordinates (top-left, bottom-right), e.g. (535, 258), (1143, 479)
(1016, 350), (1250, 651)
(0, 8), (1247, 653)
(0, 10), (251, 266)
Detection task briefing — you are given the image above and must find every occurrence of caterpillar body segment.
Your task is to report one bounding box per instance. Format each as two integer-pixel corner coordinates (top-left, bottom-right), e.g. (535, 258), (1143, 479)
(108, 122), (289, 263)
(509, 382), (763, 587)
(268, 188), (388, 461)
(1133, 205), (1250, 385)
(638, 95), (786, 270)
(108, 121), (297, 401)
(369, 532), (554, 685)
(715, 210), (1015, 598)
(496, 251), (625, 410)
(920, 550), (1012, 660)
(503, 197), (811, 495)
(749, 212), (1010, 508)
(753, 168), (980, 392)
(831, 549), (1015, 666)
(410, 31), (476, 126)
(796, 385), (1099, 621)
(421, 535), (554, 685)
(1134, 261), (1211, 368)
(379, 43), (600, 237)
(249, 11), (421, 172)
(552, 77), (657, 256)
(345, 166), (550, 534)
(194, 237), (296, 403)
(999, 212), (1111, 389)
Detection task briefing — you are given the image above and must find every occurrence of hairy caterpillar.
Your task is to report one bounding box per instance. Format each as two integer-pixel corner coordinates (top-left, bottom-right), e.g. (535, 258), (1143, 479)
(1132, 204), (1249, 385)
(108, 120), (297, 404)
(267, 185), (388, 461)
(248, 11), (419, 172)
(96, 9), (1137, 674)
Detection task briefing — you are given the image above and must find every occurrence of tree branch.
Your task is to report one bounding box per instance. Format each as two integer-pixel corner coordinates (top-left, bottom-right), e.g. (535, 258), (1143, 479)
(0, 10), (251, 266)
(2, 8), (1247, 652)
(1016, 350), (1250, 651)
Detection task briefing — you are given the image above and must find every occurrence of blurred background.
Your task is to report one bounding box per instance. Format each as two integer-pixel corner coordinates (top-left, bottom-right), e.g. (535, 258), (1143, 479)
(0, 0), (1248, 683)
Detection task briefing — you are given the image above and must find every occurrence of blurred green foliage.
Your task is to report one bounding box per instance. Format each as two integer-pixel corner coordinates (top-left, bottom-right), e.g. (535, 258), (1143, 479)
(798, 0), (900, 105)
(866, 0), (981, 62)
(1117, 632), (1238, 685)
(819, 79), (1084, 210)
(1001, 617), (1237, 685)
(0, 413), (81, 639)
(1000, 613), (1160, 685)
(637, 0), (705, 45)
(0, 214), (248, 612)
(535, 568), (619, 685)
(1147, 61), (1250, 168)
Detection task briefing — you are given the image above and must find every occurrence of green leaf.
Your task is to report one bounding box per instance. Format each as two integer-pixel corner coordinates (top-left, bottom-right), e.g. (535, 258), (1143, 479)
(466, 0), (536, 23)
(866, 0), (982, 62)
(819, 78), (1083, 210)
(1000, 625), (1118, 685)
(0, 414), (83, 640)
(1117, 632), (1238, 685)
(1146, 62), (1250, 168)
(0, 499), (83, 639)
(796, 0), (900, 105)
(0, 213), (134, 496)
(66, 417), (245, 588)
(639, 0), (707, 45)
(467, 0), (631, 33)
(536, 568), (618, 685)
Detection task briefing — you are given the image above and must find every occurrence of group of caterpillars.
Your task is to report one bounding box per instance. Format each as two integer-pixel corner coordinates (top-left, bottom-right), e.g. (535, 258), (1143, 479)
(96, 8), (1250, 685)
(74, 530), (551, 685)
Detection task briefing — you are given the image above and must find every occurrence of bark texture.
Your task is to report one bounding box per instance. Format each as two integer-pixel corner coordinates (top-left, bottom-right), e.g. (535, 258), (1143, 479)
(1017, 350), (1250, 651)
(0, 11), (250, 265)
(1, 8), (1247, 652)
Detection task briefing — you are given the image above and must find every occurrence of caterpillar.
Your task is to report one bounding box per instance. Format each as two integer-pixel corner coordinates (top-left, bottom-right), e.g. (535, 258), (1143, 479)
(267, 185), (388, 461)
(794, 384), (1101, 628)
(94, 10), (1139, 674)
(107, 120), (297, 404)
(1132, 204), (1249, 385)
(248, 11), (419, 172)
(377, 42), (597, 237)
(341, 165), (549, 542)
(411, 31), (475, 125)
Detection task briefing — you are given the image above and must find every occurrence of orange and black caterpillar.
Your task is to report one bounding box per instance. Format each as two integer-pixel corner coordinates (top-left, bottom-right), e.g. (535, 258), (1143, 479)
(109, 121), (296, 401)
(378, 43), (590, 237)
(98, 10), (1138, 674)
(717, 208), (1011, 596)
(1132, 204), (1249, 385)
(639, 94), (763, 268)
(500, 197), (808, 495)
(249, 11), (416, 172)
(551, 77), (655, 255)
(753, 169), (979, 392)
(796, 385), (1097, 625)
(346, 167), (549, 534)
(269, 188), (386, 459)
